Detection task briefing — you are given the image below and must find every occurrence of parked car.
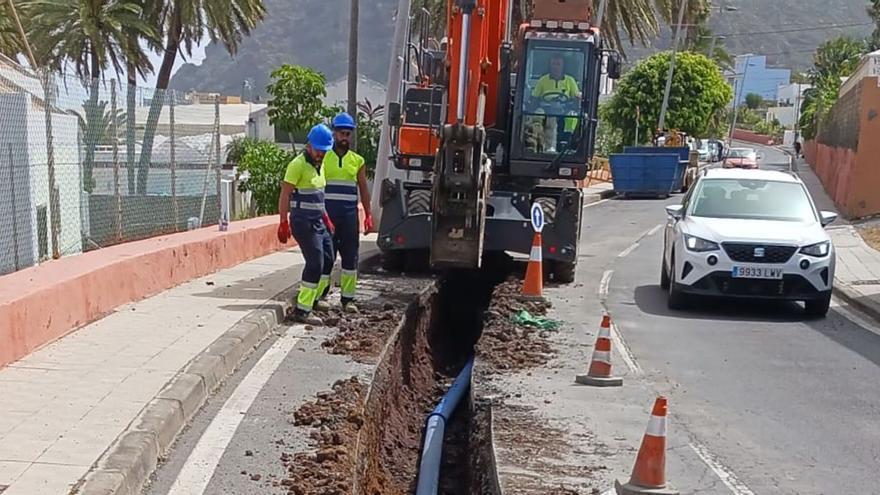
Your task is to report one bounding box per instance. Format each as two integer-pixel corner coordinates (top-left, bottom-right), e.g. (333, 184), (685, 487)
(697, 140), (712, 162)
(661, 168), (838, 317)
(723, 148), (760, 169)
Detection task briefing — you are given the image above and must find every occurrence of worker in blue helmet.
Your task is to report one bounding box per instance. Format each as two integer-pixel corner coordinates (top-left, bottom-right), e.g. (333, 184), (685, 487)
(315, 112), (373, 313)
(277, 123), (337, 325)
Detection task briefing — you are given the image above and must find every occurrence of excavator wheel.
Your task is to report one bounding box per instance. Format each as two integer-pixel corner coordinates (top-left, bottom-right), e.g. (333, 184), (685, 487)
(551, 261), (576, 284)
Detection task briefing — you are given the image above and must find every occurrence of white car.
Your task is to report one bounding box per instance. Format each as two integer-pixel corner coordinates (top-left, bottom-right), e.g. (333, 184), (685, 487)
(661, 169), (838, 317)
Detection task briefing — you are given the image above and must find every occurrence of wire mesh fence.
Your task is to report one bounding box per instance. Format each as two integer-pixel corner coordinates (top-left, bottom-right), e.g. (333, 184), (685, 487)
(0, 56), (243, 276)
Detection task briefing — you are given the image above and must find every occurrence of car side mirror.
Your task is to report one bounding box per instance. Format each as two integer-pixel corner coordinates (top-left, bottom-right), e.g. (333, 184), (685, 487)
(665, 205), (684, 219)
(756, 152), (764, 160)
(819, 211), (838, 227)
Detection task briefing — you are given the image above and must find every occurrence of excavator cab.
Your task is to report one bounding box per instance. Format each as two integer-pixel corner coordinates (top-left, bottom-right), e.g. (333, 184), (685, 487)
(506, 27), (603, 180)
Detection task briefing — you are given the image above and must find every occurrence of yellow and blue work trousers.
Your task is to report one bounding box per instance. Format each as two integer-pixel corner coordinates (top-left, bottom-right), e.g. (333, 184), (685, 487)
(321, 179), (360, 305)
(289, 189), (334, 315)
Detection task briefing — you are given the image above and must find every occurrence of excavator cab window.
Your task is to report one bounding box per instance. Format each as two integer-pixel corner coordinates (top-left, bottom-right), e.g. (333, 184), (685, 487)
(515, 40), (590, 159)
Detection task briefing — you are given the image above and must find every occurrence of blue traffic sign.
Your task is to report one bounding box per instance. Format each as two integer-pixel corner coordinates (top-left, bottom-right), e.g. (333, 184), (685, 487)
(530, 203), (544, 233)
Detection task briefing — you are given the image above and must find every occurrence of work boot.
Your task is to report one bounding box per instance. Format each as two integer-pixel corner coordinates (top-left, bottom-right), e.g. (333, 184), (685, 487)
(293, 310), (324, 326)
(342, 301), (360, 314)
(314, 299), (331, 312)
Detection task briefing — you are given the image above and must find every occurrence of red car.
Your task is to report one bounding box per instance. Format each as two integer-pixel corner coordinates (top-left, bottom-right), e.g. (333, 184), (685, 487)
(723, 148), (759, 169)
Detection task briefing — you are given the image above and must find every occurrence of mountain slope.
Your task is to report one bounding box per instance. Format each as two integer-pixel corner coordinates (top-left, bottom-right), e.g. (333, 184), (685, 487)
(169, 0), (873, 95)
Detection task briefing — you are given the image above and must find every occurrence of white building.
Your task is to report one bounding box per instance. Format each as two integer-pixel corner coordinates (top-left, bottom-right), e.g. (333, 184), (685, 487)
(0, 88), (83, 275)
(839, 50), (880, 98)
(765, 83), (811, 129)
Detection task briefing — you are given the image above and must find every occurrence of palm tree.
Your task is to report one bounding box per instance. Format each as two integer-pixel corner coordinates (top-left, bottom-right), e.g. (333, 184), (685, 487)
(0, 2), (24, 58)
(136, 0), (266, 195)
(24, 0), (159, 192)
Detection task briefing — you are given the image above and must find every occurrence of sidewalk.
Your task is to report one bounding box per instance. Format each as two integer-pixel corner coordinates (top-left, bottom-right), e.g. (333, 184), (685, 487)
(793, 154), (880, 319)
(0, 246), (311, 494)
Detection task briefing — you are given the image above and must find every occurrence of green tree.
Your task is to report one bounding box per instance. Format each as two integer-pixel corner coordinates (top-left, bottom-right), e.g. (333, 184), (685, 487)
(73, 99), (127, 145)
(235, 140), (294, 215)
(0, 2), (23, 58)
(137, 0), (267, 195)
(799, 36), (865, 140)
(266, 64), (328, 150)
(356, 98), (384, 178)
(869, 0), (880, 50)
(604, 51), (732, 144)
(744, 93), (763, 110)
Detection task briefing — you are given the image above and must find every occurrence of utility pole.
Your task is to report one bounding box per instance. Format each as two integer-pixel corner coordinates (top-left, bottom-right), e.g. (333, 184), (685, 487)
(371, 0), (412, 221)
(595, 0), (608, 27)
(728, 55), (751, 144)
(658, 0), (688, 131)
(347, 0), (360, 147)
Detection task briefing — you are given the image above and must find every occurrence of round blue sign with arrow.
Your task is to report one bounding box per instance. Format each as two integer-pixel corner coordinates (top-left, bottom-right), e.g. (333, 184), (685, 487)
(530, 203), (544, 233)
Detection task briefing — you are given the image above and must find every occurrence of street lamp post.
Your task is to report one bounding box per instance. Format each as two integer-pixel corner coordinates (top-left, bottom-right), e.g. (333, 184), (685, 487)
(658, 0), (689, 131)
(708, 2), (737, 59)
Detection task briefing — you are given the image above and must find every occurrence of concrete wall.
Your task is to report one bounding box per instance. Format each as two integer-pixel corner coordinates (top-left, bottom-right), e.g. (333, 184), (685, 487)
(732, 128), (775, 145)
(805, 77), (880, 218)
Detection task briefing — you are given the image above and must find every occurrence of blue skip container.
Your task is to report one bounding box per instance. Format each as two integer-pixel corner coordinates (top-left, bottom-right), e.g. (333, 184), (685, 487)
(609, 153), (687, 198)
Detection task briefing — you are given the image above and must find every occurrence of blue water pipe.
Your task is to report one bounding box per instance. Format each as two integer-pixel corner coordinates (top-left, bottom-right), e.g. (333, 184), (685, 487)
(415, 358), (474, 495)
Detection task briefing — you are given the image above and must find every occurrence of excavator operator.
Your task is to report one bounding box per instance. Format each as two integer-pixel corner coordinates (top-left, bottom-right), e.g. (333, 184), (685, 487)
(528, 53), (582, 153)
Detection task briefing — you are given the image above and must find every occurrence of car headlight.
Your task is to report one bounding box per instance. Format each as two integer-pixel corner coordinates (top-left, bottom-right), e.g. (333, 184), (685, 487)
(800, 241), (830, 257)
(684, 234), (720, 252)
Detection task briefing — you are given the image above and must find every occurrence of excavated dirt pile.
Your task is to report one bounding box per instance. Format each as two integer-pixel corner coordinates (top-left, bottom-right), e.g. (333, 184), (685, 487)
(477, 278), (557, 371)
(282, 377), (366, 494)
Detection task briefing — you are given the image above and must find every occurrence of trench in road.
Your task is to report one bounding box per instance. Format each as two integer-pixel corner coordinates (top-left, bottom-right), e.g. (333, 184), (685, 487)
(353, 254), (515, 494)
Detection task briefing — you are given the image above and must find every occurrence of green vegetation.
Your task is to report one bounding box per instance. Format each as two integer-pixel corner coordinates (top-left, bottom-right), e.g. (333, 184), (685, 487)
(604, 51), (732, 144)
(744, 93), (764, 110)
(235, 140), (294, 215)
(799, 36), (865, 140)
(266, 64), (328, 150)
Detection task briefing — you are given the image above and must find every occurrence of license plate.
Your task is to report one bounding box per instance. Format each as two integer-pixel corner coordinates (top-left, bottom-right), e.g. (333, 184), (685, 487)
(732, 266), (783, 279)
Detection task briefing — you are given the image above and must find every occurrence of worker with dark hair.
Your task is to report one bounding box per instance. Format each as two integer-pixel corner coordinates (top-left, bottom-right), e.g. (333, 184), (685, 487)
(277, 124), (336, 326)
(317, 112), (374, 313)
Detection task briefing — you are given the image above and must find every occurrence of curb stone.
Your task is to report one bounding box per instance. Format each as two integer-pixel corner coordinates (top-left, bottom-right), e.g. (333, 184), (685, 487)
(833, 280), (880, 324)
(75, 297), (294, 495)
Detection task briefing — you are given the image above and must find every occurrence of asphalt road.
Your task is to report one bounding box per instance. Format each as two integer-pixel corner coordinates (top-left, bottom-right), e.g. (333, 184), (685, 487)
(145, 146), (880, 494)
(598, 146), (880, 494)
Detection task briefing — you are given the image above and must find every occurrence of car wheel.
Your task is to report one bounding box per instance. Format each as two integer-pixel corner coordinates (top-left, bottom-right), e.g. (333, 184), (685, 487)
(667, 256), (686, 310)
(660, 258), (670, 290)
(804, 294), (831, 318)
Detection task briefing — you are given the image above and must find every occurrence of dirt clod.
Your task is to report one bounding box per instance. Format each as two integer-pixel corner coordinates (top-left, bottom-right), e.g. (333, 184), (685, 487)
(282, 377), (365, 494)
(322, 307), (403, 363)
(477, 279), (557, 371)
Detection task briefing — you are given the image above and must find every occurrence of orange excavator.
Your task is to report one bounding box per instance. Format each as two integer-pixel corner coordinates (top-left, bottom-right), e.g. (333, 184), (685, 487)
(378, 0), (620, 281)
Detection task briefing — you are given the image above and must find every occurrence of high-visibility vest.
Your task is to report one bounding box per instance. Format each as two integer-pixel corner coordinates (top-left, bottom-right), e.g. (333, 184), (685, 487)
(283, 153), (326, 220)
(323, 149), (365, 214)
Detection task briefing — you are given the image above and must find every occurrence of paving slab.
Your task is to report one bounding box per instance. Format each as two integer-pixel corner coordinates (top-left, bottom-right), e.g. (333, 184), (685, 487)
(0, 243), (319, 494)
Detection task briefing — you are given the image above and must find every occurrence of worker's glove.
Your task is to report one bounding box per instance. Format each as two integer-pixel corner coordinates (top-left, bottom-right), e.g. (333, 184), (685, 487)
(277, 219), (291, 244)
(363, 213), (374, 233)
(323, 212), (336, 235)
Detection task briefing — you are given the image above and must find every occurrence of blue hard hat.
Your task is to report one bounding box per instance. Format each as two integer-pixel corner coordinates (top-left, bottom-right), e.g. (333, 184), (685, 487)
(331, 112), (357, 130)
(307, 123), (334, 151)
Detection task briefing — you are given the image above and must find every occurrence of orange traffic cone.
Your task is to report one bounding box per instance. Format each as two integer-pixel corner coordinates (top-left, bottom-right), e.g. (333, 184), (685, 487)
(576, 314), (623, 387)
(615, 397), (679, 495)
(521, 231), (543, 299)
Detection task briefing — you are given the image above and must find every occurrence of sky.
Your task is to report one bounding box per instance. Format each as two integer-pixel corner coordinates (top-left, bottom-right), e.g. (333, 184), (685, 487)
(140, 41), (208, 86)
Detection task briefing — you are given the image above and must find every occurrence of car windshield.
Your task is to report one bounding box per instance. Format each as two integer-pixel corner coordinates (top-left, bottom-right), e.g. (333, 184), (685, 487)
(690, 178), (817, 222)
(728, 149), (755, 159)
